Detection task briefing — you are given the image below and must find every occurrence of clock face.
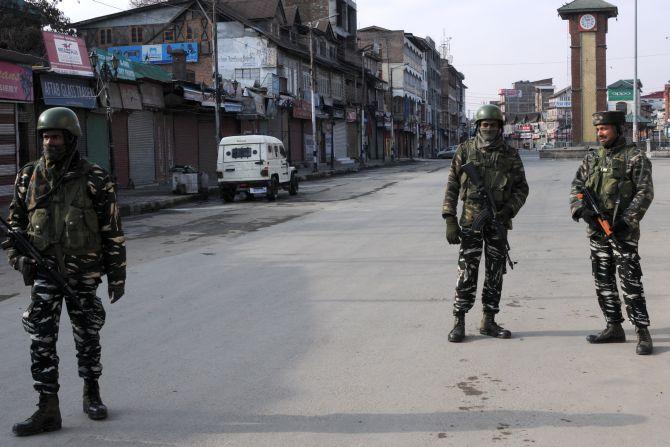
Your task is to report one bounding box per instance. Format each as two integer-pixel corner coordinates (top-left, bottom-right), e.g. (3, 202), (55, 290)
(579, 14), (596, 30)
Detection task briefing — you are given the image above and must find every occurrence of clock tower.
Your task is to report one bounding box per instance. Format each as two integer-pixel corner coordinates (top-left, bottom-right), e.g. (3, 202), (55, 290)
(558, 0), (618, 144)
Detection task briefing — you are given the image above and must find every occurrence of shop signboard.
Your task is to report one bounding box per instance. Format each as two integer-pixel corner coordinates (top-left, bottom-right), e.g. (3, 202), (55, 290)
(608, 88), (634, 101)
(0, 61), (33, 102)
(42, 31), (93, 77)
(41, 74), (96, 108)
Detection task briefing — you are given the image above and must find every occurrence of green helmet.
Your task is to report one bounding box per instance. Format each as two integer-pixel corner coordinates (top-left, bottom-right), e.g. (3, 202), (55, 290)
(37, 107), (82, 137)
(474, 104), (504, 125)
(592, 110), (625, 126)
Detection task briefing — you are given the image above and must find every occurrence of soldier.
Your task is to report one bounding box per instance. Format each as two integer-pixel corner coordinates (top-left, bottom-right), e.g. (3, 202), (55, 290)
(442, 104), (528, 342)
(570, 111), (653, 355)
(3, 107), (126, 436)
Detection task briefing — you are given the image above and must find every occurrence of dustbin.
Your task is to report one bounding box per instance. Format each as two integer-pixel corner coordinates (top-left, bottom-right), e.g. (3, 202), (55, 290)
(170, 165), (199, 194)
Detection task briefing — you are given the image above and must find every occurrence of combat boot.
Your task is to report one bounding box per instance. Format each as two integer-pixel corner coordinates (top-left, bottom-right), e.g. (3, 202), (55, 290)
(12, 393), (62, 436)
(83, 379), (108, 420)
(586, 323), (626, 344)
(479, 312), (511, 339)
(448, 312), (465, 343)
(635, 326), (653, 355)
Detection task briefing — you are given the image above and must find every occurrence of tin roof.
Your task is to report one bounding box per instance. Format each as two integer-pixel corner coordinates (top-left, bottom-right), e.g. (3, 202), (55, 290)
(557, 0), (618, 18)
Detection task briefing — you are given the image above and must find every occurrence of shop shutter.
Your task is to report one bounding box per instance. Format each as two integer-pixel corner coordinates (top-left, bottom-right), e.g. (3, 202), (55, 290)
(128, 110), (155, 186)
(154, 112), (169, 182)
(0, 103), (17, 204)
(333, 121), (347, 159)
(111, 112), (129, 188)
(197, 118), (216, 181)
(289, 119), (303, 163)
(173, 113), (198, 168)
(346, 122), (358, 159)
(86, 113), (110, 171)
(75, 109), (88, 158)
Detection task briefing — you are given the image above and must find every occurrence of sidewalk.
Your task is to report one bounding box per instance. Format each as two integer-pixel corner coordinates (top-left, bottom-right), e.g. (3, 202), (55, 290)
(116, 158), (416, 217)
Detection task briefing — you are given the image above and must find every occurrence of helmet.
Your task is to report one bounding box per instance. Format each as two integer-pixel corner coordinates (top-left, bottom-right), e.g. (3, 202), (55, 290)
(592, 111), (625, 127)
(474, 104), (504, 125)
(37, 107), (82, 137)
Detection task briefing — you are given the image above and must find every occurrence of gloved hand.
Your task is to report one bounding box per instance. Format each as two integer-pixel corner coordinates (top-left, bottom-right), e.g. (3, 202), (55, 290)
(445, 216), (461, 245)
(613, 218), (631, 236)
(108, 284), (125, 304)
(16, 256), (36, 286)
(577, 208), (600, 231)
(497, 206), (514, 222)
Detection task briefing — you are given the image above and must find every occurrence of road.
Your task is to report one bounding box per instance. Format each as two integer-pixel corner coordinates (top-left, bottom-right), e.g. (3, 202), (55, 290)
(1, 155), (669, 446)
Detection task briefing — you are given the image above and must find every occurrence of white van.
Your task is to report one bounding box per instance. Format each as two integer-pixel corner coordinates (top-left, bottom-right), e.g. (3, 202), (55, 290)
(216, 135), (299, 202)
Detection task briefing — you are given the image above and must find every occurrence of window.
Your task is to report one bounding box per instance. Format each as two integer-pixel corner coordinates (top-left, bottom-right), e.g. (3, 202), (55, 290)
(279, 146), (286, 157)
(186, 26), (194, 40)
(99, 29), (112, 45)
(234, 68), (261, 82)
(164, 29), (175, 42)
(131, 27), (143, 43)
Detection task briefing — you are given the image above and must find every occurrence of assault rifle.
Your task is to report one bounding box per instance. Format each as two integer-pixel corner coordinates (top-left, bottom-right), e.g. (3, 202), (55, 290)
(0, 215), (76, 297)
(577, 188), (621, 246)
(461, 162), (516, 270)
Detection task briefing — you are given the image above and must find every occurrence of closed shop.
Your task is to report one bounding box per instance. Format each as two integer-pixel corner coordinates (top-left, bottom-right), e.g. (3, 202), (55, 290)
(86, 112), (110, 172)
(289, 118), (303, 163)
(197, 118), (216, 180)
(346, 122), (358, 159)
(0, 103), (17, 205)
(173, 113), (198, 168)
(111, 112), (129, 188)
(333, 121), (347, 160)
(221, 115), (240, 137)
(154, 112), (169, 182)
(127, 110), (155, 186)
(74, 109), (88, 158)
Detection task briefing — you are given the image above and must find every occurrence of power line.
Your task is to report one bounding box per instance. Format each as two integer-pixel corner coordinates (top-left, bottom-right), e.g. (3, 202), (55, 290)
(89, 0), (125, 11)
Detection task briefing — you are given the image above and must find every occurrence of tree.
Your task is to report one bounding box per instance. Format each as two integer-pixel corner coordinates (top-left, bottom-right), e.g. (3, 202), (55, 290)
(0, 0), (75, 57)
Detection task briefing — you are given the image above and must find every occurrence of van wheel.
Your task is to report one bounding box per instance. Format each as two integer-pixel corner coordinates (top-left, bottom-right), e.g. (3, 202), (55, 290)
(266, 176), (279, 201)
(221, 186), (236, 203)
(288, 174), (299, 195)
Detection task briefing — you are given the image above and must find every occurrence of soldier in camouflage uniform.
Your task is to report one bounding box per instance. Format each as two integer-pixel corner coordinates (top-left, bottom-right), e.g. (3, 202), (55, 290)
(570, 110), (653, 355)
(3, 107), (126, 436)
(442, 104), (528, 342)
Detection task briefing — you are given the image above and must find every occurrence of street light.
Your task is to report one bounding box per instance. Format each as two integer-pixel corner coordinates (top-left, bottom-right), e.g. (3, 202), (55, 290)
(89, 50), (119, 181)
(307, 13), (337, 172)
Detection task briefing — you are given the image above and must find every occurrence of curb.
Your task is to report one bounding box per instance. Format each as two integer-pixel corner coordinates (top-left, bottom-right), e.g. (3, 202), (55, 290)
(119, 159), (418, 217)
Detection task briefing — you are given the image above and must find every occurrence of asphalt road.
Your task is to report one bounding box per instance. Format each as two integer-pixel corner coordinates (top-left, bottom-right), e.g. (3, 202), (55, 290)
(1, 155), (669, 446)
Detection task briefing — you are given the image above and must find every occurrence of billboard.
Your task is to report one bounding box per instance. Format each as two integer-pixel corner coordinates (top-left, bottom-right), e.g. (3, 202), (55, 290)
(42, 31), (93, 77)
(108, 42), (198, 65)
(498, 89), (523, 98)
(0, 61), (33, 102)
(608, 88), (634, 101)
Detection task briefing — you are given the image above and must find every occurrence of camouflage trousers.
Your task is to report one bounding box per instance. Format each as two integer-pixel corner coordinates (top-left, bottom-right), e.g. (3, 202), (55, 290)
(22, 274), (105, 394)
(453, 226), (507, 315)
(590, 235), (650, 327)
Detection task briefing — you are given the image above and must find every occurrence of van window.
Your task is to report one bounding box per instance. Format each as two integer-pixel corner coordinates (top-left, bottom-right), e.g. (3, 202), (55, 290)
(279, 145), (286, 158)
(274, 145), (279, 157)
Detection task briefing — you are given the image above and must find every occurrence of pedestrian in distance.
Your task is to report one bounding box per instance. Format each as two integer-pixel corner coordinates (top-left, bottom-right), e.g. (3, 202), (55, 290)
(2, 107), (127, 436)
(442, 104), (529, 342)
(569, 110), (654, 355)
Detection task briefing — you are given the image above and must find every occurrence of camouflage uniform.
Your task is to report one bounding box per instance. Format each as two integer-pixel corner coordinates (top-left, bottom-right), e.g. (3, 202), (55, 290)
(569, 136), (653, 327)
(7, 153), (126, 394)
(442, 135), (529, 315)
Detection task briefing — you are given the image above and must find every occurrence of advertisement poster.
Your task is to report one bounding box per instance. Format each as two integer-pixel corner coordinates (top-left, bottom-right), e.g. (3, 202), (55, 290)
(0, 61), (33, 102)
(42, 31), (93, 77)
(109, 42), (198, 64)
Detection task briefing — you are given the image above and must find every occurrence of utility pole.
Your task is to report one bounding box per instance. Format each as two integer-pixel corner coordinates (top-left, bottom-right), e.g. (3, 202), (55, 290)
(360, 48), (367, 165)
(212, 0), (221, 145)
(309, 25), (318, 172)
(633, 0), (639, 143)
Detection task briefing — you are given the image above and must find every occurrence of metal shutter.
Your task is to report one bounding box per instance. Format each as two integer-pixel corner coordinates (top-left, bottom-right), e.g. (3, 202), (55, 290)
(173, 113), (198, 168)
(333, 121), (347, 159)
(75, 109), (88, 158)
(197, 119), (216, 181)
(85, 113), (110, 171)
(128, 110), (155, 186)
(0, 103), (17, 204)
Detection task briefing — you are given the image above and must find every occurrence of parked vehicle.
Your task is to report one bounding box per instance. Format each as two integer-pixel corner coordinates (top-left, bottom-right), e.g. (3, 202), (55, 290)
(216, 135), (299, 202)
(436, 146), (457, 159)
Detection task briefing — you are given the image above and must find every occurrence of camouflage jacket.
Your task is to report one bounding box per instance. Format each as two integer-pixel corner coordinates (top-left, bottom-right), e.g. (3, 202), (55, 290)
(569, 138), (653, 241)
(442, 136), (529, 229)
(6, 152), (126, 285)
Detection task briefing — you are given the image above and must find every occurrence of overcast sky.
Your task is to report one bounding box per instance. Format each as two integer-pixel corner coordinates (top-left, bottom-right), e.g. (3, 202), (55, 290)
(60, 0), (670, 115)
